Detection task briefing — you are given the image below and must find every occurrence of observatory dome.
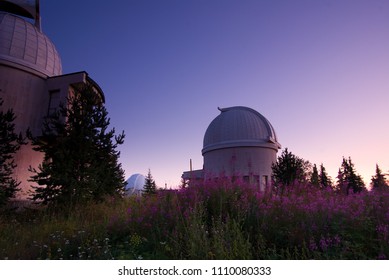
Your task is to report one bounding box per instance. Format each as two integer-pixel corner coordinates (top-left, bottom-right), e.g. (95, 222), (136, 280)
(0, 12), (62, 77)
(125, 174), (146, 195)
(202, 106), (281, 154)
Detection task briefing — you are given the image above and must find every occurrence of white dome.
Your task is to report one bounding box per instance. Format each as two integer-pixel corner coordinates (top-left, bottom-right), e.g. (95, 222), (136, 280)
(202, 106), (281, 154)
(0, 12), (62, 77)
(125, 174), (145, 195)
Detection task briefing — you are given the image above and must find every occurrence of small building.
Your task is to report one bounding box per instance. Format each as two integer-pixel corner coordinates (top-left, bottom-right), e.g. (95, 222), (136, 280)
(182, 106), (281, 191)
(0, 1), (104, 199)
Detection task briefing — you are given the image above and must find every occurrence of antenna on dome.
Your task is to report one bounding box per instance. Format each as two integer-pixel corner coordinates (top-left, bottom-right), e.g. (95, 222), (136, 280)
(35, 0), (41, 31)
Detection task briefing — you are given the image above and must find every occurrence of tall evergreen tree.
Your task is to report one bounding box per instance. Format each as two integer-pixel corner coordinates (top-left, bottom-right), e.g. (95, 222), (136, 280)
(310, 164), (320, 187)
(319, 163), (331, 189)
(272, 148), (308, 193)
(0, 98), (24, 206)
(371, 164), (388, 191)
(143, 169), (156, 195)
(336, 157), (365, 194)
(335, 168), (346, 193)
(29, 85), (126, 206)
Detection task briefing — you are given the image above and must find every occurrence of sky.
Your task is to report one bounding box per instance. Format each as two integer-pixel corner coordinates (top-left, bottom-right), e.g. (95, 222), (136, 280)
(39, 0), (389, 188)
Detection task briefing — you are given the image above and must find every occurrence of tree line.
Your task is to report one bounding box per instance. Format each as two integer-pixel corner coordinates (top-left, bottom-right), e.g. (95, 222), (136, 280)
(272, 148), (388, 194)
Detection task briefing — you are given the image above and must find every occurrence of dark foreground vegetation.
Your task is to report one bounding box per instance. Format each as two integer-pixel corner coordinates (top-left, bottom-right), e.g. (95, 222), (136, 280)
(1, 180), (389, 260)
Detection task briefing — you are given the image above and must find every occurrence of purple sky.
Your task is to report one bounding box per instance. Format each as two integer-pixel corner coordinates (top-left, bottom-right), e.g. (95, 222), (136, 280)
(40, 0), (389, 188)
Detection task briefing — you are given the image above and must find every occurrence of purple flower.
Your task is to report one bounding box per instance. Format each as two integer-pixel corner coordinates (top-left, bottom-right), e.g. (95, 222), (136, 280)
(319, 236), (328, 251)
(309, 238), (318, 251)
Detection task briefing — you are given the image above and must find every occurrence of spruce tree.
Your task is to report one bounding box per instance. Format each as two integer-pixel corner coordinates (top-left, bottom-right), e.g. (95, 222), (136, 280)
(319, 163), (331, 189)
(371, 164), (388, 191)
(335, 168), (346, 193)
(143, 169), (156, 195)
(29, 85), (126, 206)
(336, 157), (365, 194)
(0, 98), (24, 206)
(310, 164), (320, 188)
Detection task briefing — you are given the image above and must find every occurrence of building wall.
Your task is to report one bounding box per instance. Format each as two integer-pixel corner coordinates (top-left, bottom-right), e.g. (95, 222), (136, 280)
(203, 147), (277, 191)
(12, 142), (44, 199)
(0, 65), (98, 200)
(0, 65), (50, 199)
(0, 65), (49, 136)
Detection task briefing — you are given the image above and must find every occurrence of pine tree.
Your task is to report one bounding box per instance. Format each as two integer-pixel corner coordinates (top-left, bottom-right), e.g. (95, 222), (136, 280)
(29, 85), (126, 206)
(271, 148), (308, 193)
(335, 168), (346, 193)
(310, 164), (320, 187)
(0, 98), (24, 206)
(143, 169), (156, 195)
(371, 164), (388, 191)
(319, 163), (331, 189)
(336, 157), (365, 194)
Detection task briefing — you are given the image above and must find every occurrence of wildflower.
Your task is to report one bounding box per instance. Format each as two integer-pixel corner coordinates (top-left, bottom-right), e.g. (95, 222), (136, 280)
(308, 238), (317, 251)
(319, 236), (328, 251)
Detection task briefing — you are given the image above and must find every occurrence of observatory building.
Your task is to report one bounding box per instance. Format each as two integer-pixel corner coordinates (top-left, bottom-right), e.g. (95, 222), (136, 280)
(182, 106), (281, 191)
(0, 0), (104, 199)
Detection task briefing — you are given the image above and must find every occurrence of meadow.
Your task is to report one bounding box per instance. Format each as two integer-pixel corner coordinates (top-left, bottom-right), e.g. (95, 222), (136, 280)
(1, 180), (389, 260)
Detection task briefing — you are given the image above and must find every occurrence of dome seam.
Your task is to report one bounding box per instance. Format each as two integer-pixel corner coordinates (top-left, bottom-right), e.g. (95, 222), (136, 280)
(44, 31), (48, 72)
(9, 14), (16, 56)
(22, 17), (28, 62)
(31, 20), (39, 65)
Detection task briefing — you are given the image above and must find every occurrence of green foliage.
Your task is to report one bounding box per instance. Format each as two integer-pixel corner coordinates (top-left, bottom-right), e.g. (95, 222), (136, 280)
(319, 163), (332, 189)
(143, 169), (156, 196)
(371, 164), (388, 191)
(29, 85), (126, 207)
(271, 148), (309, 193)
(0, 98), (24, 207)
(310, 164), (320, 187)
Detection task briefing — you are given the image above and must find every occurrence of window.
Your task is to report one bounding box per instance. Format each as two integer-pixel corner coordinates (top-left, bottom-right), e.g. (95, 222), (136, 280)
(48, 90), (60, 115)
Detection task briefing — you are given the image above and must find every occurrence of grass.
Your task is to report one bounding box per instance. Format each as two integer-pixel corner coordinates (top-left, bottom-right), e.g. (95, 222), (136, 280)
(1, 179), (389, 259)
